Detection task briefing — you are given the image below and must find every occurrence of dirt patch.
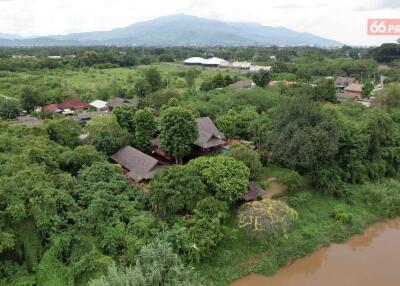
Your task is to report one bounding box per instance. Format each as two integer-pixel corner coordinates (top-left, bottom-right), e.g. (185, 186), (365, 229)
(263, 178), (287, 198)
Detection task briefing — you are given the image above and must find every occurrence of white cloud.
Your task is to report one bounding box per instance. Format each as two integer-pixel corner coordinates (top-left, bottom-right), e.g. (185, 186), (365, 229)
(0, 0), (399, 45)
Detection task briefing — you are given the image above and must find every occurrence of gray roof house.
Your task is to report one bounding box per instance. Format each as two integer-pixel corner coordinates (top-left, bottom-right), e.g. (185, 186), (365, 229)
(194, 117), (226, 149)
(107, 97), (138, 110)
(11, 116), (43, 127)
(110, 146), (163, 183)
(72, 111), (110, 124)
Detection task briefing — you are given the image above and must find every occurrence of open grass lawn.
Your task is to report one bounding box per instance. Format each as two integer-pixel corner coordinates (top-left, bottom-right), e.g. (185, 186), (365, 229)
(196, 179), (396, 285)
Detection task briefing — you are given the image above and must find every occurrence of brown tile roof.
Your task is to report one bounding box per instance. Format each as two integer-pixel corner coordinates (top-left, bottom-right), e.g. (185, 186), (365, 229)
(244, 181), (266, 201)
(110, 146), (162, 182)
(43, 104), (61, 112)
(58, 98), (90, 110)
(345, 83), (363, 93)
(107, 97), (138, 108)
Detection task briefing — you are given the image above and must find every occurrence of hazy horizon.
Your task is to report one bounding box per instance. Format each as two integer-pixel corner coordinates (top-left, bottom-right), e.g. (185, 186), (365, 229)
(0, 0), (399, 46)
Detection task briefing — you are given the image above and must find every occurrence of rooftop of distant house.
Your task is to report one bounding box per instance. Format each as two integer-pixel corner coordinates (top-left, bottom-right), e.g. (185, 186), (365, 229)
(107, 97), (138, 109)
(345, 83), (363, 93)
(228, 80), (254, 89)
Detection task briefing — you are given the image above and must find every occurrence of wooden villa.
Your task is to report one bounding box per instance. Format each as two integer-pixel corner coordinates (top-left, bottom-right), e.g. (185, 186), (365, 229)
(110, 146), (163, 184)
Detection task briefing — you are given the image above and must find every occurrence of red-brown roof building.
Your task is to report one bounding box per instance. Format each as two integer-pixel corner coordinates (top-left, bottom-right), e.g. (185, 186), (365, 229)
(58, 98), (90, 110)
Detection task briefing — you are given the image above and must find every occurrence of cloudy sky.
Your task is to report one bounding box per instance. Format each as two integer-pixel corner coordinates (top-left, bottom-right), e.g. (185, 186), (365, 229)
(0, 0), (399, 45)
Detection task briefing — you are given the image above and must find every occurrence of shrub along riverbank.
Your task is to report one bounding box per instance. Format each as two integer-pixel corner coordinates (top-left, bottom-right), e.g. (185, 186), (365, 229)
(196, 179), (400, 285)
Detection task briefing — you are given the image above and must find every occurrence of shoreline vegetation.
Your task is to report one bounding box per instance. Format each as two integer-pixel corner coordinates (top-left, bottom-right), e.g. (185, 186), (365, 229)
(197, 178), (400, 285)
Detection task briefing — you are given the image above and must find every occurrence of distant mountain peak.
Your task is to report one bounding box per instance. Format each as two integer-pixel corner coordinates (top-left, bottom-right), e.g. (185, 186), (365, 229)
(0, 14), (341, 47)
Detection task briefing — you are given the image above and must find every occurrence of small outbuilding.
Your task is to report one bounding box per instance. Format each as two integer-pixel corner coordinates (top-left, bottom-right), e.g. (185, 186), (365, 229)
(90, 100), (108, 110)
(244, 181), (266, 202)
(344, 83), (363, 99)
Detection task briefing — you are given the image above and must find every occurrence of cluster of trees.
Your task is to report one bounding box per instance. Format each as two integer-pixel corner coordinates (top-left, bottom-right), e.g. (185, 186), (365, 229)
(0, 45), (372, 72)
(0, 114), (252, 284)
(0, 124), (152, 285)
(267, 96), (400, 192)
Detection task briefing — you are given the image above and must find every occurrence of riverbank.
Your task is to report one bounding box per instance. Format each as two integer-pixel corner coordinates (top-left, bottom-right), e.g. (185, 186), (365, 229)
(231, 217), (400, 286)
(196, 179), (400, 285)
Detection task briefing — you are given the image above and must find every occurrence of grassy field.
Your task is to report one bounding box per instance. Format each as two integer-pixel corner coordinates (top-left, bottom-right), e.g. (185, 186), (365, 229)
(0, 63), (249, 98)
(196, 175), (400, 285)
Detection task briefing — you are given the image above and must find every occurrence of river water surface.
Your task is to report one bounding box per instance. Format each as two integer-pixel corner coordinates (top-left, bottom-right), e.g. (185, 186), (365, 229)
(231, 217), (400, 286)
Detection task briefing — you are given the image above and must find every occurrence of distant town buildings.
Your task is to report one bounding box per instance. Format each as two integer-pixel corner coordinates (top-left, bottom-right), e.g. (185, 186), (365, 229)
(183, 57), (270, 72)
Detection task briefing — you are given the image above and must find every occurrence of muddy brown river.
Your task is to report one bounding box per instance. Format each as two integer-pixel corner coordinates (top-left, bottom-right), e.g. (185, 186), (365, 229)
(231, 217), (400, 286)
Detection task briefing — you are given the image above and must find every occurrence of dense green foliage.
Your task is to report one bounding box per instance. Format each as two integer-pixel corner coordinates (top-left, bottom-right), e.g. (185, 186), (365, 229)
(134, 108), (156, 152)
(159, 107), (198, 163)
(86, 115), (131, 155)
(188, 156), (250, 205)
(1, 45), (400, 286)
(0, 98), (20, 119)
(149, 165), (207, 219)
(89, 239), (202, 286)
(227, 145), (264, 180)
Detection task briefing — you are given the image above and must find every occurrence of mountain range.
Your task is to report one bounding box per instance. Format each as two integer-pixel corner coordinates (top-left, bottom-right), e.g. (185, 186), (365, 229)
(0, 14), (341, 47)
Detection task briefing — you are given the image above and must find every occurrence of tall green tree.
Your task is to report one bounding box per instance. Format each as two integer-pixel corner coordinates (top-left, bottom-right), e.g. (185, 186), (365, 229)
(362, 82), (374, 98)
(188, 156), (250, 205)
(313, 78), (336, 102)
(86, 116), (131, 155)
(228, 145), (264, 180)
(252, 69), (271, 87)
(20, 86), (42, 112)
(216, 109), (239, 139)
(149, 165), (207, 219)
(159, 107), (198, 164)
(47, 117), (81, 148)
(112, 104), (136, 132)
(134, 108), (156, 152)
(145, 68), (163, 92)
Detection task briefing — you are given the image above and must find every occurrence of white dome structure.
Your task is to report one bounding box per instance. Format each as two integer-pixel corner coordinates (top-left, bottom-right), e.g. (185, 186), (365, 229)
(183, 57), (206, 65)
(202, 57), (229, 67)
